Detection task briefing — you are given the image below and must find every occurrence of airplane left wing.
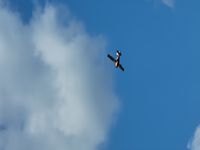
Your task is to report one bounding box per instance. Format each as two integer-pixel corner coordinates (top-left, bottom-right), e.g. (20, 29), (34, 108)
(107, 54), (116, 62)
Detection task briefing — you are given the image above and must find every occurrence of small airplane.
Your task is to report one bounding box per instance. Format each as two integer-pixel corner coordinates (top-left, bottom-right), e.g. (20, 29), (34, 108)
(107, 50), (125, 72)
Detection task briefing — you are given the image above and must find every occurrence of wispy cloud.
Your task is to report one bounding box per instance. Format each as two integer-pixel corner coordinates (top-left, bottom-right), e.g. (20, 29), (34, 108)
(188, 125), (200, 150)
(161, 0), (175, 8)
(0, 3), (119, 150)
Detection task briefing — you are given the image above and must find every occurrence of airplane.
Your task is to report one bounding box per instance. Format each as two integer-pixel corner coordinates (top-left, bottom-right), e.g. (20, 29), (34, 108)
(107, 50), (125, 72)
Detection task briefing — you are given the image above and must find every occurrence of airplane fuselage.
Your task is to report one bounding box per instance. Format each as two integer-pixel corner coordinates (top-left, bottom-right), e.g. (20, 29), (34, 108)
(115, 55), (120, 67)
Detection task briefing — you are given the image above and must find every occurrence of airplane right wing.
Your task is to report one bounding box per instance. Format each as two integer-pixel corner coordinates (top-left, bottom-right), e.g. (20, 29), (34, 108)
(107, 54), (116, 62)
(119, 64), (125, 72)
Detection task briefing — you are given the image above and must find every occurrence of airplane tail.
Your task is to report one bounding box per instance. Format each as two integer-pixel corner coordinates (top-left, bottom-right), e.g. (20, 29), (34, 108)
(117, 50), (122, 56)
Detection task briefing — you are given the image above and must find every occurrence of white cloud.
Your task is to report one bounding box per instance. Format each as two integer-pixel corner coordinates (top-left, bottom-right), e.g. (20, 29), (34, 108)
(188, 125), (200, 150)
(0, 3), (119, 150)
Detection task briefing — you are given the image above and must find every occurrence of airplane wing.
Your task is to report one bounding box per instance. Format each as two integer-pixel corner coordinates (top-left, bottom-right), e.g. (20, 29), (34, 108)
(119, 64), (125, 72)
(107, 54), (116, 62)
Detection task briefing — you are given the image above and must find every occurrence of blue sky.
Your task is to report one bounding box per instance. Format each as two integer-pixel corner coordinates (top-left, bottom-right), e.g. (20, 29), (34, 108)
(61, 0), (200, 149)
(3, 0), (200, 150)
